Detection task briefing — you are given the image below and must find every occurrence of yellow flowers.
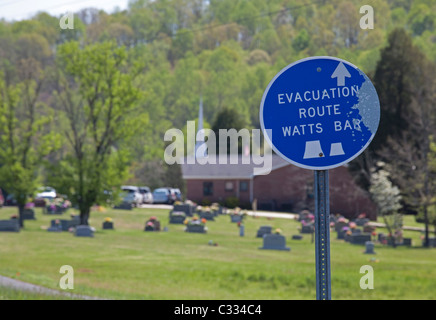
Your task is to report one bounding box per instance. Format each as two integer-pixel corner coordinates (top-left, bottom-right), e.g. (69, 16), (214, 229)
(104, 217), (113, 222)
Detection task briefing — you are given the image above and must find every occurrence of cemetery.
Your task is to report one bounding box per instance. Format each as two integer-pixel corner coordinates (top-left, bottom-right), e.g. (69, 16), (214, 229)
(0, 204), (435, 300)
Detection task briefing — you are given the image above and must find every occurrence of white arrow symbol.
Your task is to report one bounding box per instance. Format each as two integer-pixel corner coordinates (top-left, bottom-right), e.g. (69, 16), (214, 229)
(331, 62), (351, 86)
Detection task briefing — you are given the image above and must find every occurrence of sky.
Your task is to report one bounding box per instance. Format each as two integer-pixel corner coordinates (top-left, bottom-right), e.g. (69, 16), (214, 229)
(0, 0), (129, 21)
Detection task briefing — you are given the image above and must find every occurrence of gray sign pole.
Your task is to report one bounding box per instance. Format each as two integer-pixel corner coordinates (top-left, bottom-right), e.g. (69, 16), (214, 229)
(314, 170), (331, 300)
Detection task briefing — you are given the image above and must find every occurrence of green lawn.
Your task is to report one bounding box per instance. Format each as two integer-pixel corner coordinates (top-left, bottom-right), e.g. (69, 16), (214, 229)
(0, 206), (435, 300)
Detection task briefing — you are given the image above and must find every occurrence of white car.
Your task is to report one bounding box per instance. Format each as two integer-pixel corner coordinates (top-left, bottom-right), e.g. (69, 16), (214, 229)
(121, 186), (142, 207)
(139, 186), (153, 204)
(36, 186), (56, 199)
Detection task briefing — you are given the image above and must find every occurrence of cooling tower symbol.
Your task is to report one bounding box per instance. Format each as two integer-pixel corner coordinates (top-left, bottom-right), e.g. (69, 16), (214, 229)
(329, 142), (345, 156)
(303, 141), (345, 159)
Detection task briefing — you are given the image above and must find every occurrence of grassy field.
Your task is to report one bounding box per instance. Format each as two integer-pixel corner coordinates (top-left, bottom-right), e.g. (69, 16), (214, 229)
(0, 205), (435, 300)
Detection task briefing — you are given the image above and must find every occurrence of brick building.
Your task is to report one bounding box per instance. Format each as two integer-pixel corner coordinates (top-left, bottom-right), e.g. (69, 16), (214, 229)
(181, 155), (377, 220)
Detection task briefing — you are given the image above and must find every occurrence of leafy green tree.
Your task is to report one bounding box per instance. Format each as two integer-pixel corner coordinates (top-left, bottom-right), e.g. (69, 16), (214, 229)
(0, 64), (60, 227)
(51, 41), (146, 225)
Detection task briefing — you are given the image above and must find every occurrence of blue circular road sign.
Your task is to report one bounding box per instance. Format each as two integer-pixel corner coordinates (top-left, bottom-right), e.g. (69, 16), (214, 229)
(260, 56), (380, 170)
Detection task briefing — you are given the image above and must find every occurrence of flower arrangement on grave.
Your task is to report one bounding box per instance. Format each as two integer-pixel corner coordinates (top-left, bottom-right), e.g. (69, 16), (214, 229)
(210, 202), (220, 212)
(104, 217), (113, 223)
(145, 216), (161, 231)
(228, 207), (246, 216)
(10, 214), (18, 219)
(184, 215), (207, 226)
(25, 202), (35, 209)
(349, 222), (357, 229)
(170, 210), (186, 217)
(337, 217), (348, 223)
(45, 197), (72, 214)
(174, 201), (183, 206)
(274, 228), (282, 235)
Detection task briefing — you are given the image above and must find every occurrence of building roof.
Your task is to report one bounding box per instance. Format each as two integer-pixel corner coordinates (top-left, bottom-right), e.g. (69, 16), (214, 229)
(181, 155), (291, 179)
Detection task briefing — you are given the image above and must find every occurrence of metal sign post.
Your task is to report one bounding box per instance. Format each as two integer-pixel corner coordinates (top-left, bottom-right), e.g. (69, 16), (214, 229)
(259, 56), (380, 300)
(314, 170), (331, 300)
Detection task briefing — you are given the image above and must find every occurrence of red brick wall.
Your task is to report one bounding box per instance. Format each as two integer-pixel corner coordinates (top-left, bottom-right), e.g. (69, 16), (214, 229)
(253, 165), (376, 219)
(186, 179), (251, 206)
(185, 165), (377, 220)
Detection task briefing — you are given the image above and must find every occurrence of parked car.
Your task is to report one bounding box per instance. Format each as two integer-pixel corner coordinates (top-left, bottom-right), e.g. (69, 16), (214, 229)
(152, 188), (173, 204)
(171, 188), (182, 202)
(34, 186), (57, 207)
(121, 186), (142, 207)
(138, 186), (153, 204)
(5, 194), (17, 206)
(36, 186), (56, 199)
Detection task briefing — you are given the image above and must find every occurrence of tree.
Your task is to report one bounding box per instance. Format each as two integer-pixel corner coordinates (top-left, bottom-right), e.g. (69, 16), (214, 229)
(51, 41), (146, 225)
(211, 106), (246, 155)
(0, 61), (60, 227)
(377, 55), (436, 248)
(369, 166), (403, 247)
(349, 29), (436, 213)
(370, 28), (418, 152)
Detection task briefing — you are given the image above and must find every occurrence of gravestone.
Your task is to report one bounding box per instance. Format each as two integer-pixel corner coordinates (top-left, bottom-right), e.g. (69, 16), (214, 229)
(47, 221), (62, 232)
(174, 204), (194, 217)
(169, 212), (186, 224)
(22, 209), (36, 220)
(239, 225), (245, 237)
(388, 237), (412, 247)
(301, 224), (314, 234)
(114, 202), (132, 210)
(102, 221), (114, 230)
(259, 234), (290, 251)
(335, 221), (348, 233)
(354, 218), (370, 226)
(292, 235), (303, 240)
(298, 210), (312, 222)
(351, 228), (362, 234)
(427, 237), (436, 247)
(230, 215), (243, 223)
(0, 219), (20, 232)
(378, 233), (387, 243)
(199, 211), (215, 221)
(71, 215), (80, 226)
(145, 224), (155, 231)
(402, 238), (412, 247)
(256, 225), (272, 238)
(363, 225), (376, 233)
(144, 219), (161, 231)
(74, 225), (94, 237)
(52, 218), (79, 231)
(350, 233), (371, 245)
(185, 224), (206, 233)
(337, 229), (347, 240)
(364, 241), (375, 254)
(52, 219), (70, 231)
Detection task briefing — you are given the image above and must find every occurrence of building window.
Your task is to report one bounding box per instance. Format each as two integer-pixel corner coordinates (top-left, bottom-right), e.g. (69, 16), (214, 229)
(203, 182), (213, 196)
(225, 181), (234, 191)
(240, 181), (248, 192)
